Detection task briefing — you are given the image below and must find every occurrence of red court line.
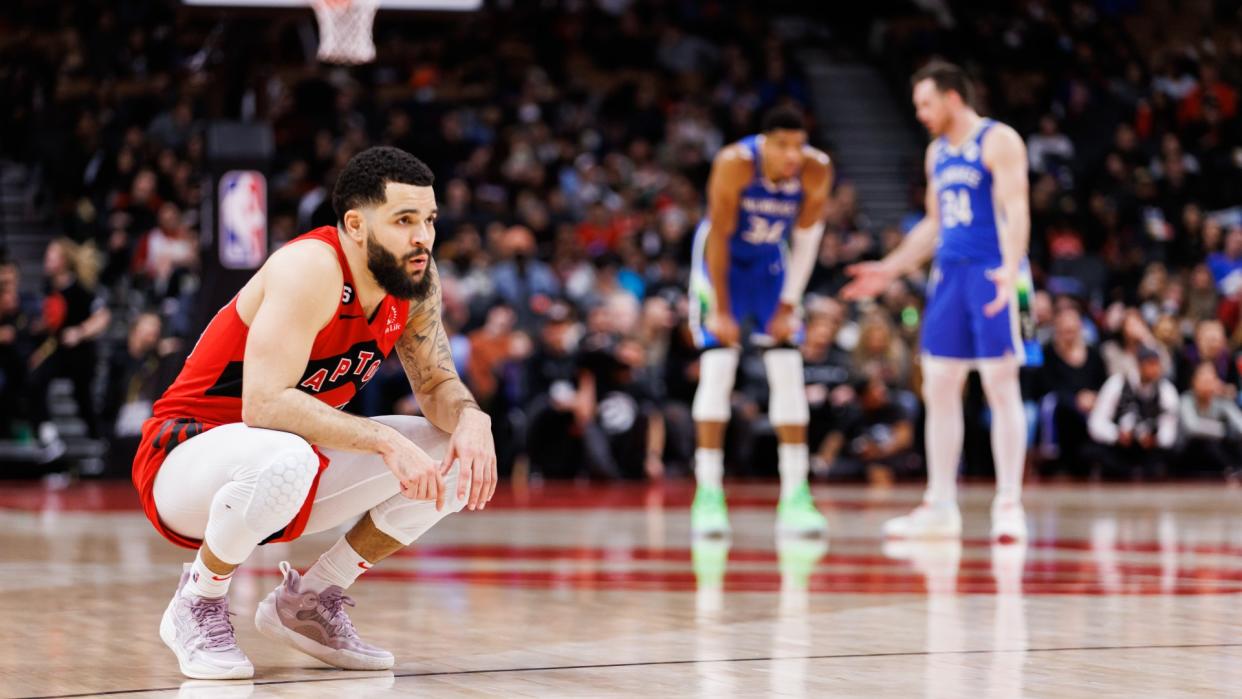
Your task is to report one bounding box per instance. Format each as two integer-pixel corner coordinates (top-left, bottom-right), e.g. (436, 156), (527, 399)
(0, 480), (912, 512)
(232, 566), (1242, 595)
(390, 541), (1242, 563)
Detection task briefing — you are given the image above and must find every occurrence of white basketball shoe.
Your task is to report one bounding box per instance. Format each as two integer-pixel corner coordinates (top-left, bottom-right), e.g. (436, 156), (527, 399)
(990, 498), (1028, 544)
(883, 502), (962, 539)
(159, 564), (254, 680)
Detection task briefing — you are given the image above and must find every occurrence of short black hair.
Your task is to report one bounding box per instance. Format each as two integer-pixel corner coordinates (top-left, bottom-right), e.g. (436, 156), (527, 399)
(761, 105), (806, 134)
(911, 60), (975, 107)
(332, 146), (435, 224)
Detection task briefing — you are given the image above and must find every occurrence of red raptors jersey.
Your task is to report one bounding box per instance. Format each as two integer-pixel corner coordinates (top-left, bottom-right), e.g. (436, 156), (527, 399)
(132, 226), (410, 549)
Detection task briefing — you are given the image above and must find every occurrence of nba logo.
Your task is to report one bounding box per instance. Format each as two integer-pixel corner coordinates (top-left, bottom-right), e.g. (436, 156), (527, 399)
(218, 170), (268, 269)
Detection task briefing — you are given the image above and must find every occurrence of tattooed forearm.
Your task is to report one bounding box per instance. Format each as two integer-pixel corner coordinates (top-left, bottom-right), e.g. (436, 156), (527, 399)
(394, 260), (483, 431)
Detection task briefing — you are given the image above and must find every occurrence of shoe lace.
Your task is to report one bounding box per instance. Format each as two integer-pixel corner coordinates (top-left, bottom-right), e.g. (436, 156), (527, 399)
(317, 588), (360, 639)
(189, 597), (238, 651)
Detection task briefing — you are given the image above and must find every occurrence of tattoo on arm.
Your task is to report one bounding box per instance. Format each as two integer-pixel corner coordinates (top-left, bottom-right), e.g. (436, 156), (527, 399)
(395, 260), (482, 422)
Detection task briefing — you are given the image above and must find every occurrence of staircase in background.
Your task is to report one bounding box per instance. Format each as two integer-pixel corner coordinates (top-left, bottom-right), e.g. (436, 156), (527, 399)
(801, 55), (925, 230)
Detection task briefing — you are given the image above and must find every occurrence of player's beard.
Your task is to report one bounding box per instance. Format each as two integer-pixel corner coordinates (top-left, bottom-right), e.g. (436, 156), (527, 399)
(366, 230), (433, 301)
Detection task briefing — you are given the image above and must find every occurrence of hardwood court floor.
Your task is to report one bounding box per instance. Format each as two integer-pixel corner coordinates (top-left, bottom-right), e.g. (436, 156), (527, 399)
(3, 479), (1242, 698)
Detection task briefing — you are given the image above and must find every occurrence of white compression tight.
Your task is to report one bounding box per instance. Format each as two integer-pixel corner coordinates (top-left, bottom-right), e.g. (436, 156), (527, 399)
(977, 357), (1026, 504)
(152, 415), (466, 564)
(920, 355), (1027, 505)
(921, 356), (969, 505)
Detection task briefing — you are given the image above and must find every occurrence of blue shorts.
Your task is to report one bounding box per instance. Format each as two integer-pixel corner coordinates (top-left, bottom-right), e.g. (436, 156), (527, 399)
(921, 259), (1023, 361)
(689, 250), (789, 350)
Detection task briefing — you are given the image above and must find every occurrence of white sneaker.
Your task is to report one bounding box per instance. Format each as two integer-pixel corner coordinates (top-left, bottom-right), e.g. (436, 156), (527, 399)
(883, 502), (961, 539)
(160, 564), (254, 680)
(991, 499), (1028, 544)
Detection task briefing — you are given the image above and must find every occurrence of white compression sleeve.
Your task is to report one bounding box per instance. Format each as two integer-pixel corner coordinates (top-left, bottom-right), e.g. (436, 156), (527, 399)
(921, 356), (970, 505)
(978, 358), (1027, 504)
(780, 221), (825, 306)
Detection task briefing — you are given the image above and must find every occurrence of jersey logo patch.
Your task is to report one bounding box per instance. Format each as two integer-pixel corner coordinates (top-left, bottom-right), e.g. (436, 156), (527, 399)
(383, 305), (403, 336)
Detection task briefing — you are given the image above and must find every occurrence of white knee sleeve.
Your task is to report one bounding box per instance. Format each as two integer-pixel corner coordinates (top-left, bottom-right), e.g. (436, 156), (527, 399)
(978, 358), (1027, 501)
(764, 348), (808, 426)
(692, 347), (739, 423)
(977, 359), (1023, 407)
(244, 447), (320, 532)
(204, 444), (319, 564)
(368, 464), (467, 546)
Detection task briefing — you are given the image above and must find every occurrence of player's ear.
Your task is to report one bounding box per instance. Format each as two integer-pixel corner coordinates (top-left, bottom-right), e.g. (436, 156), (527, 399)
(342, 210), (365, 242)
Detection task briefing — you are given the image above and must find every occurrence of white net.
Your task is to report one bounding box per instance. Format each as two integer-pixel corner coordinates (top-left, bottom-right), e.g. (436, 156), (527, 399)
(311, 0), (380, 65)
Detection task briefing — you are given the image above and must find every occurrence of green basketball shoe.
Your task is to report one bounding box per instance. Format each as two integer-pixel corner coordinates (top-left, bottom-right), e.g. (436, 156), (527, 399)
(776, 482), (828, 536)
(690, 486), (731, 538)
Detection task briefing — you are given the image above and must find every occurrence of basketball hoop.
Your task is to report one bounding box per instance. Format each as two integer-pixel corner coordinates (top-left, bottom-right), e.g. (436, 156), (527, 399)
(311, 0), (379, 65)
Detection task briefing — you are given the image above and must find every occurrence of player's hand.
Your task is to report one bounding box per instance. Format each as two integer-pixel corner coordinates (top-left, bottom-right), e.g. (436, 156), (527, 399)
(62, 326), (83, 347)
(1117, 430), (1133, 448)
(983, 266), (1017, 318)
(1076, 389), (1097, 414)
(1138, 433), (1156, 450)
(842, 261), (895, 300)
(379, 432), (444, 510)
(706, 310), (741, 347)
(766, 302), (800, 344)
(441, 407), (497, 511)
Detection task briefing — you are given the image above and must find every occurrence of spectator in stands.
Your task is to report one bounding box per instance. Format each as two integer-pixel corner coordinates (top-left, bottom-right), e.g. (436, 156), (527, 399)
(0, 264), (31, 439)
(1185, 263), (1219, 323)
(491, 225), (560, 329)
(820, 375), (915, 483)
(133, 202), (198, 299)
(1038, 306), (1108, 473)
(466, 302), (531, 413)
(1179, 362), (1242, 479)
(28, 239), (111, 453)
(524, 300), (588, 479)
(1207, 226), (1242, 296)
(102, 311), (182, 441)
(1088, 346), (1179, 479)
(1178, 319), (1239, 396)
(1027, 114), (1076, 177)
(1101, 307), (1172, 381)
(852, 310), (911, 388)
(802, 298), (856, 472)
(575, 294), (664, 480)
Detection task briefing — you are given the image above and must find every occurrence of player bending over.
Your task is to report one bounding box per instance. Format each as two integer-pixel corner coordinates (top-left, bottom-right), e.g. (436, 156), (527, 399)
(688, 106), (832, 537)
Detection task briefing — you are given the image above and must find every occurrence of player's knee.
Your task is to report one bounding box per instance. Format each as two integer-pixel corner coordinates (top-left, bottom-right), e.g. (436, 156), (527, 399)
(368, 493), (455, 547)
(376, 415), (451, 463)
(763, 348), (808, 426)
(978, 360), (1021, 402)
(921, 357), (969, 401)
(242, 444), (319, 533)
(692, 347), (739, 423)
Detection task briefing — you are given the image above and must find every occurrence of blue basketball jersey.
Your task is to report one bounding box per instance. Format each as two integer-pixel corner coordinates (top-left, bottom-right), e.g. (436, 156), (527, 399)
(932, 119), (1000, 265)
(725, 134), (804, 263)
(687, 134), (805, 349)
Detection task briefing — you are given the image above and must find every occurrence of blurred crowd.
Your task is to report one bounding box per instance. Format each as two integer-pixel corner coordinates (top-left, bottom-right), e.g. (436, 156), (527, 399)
(1, 0), (1241, 482)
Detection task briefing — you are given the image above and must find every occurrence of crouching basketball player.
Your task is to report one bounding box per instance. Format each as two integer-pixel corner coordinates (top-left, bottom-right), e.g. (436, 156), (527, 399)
(131, 146), (496, 679)
(687, 107), (832, 537)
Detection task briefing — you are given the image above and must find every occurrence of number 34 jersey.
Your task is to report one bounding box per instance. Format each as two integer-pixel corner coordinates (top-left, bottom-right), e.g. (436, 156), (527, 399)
(932, 118), (1001, 266)
(686, 134), (805, 349)
(716, 133), (804, 266)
